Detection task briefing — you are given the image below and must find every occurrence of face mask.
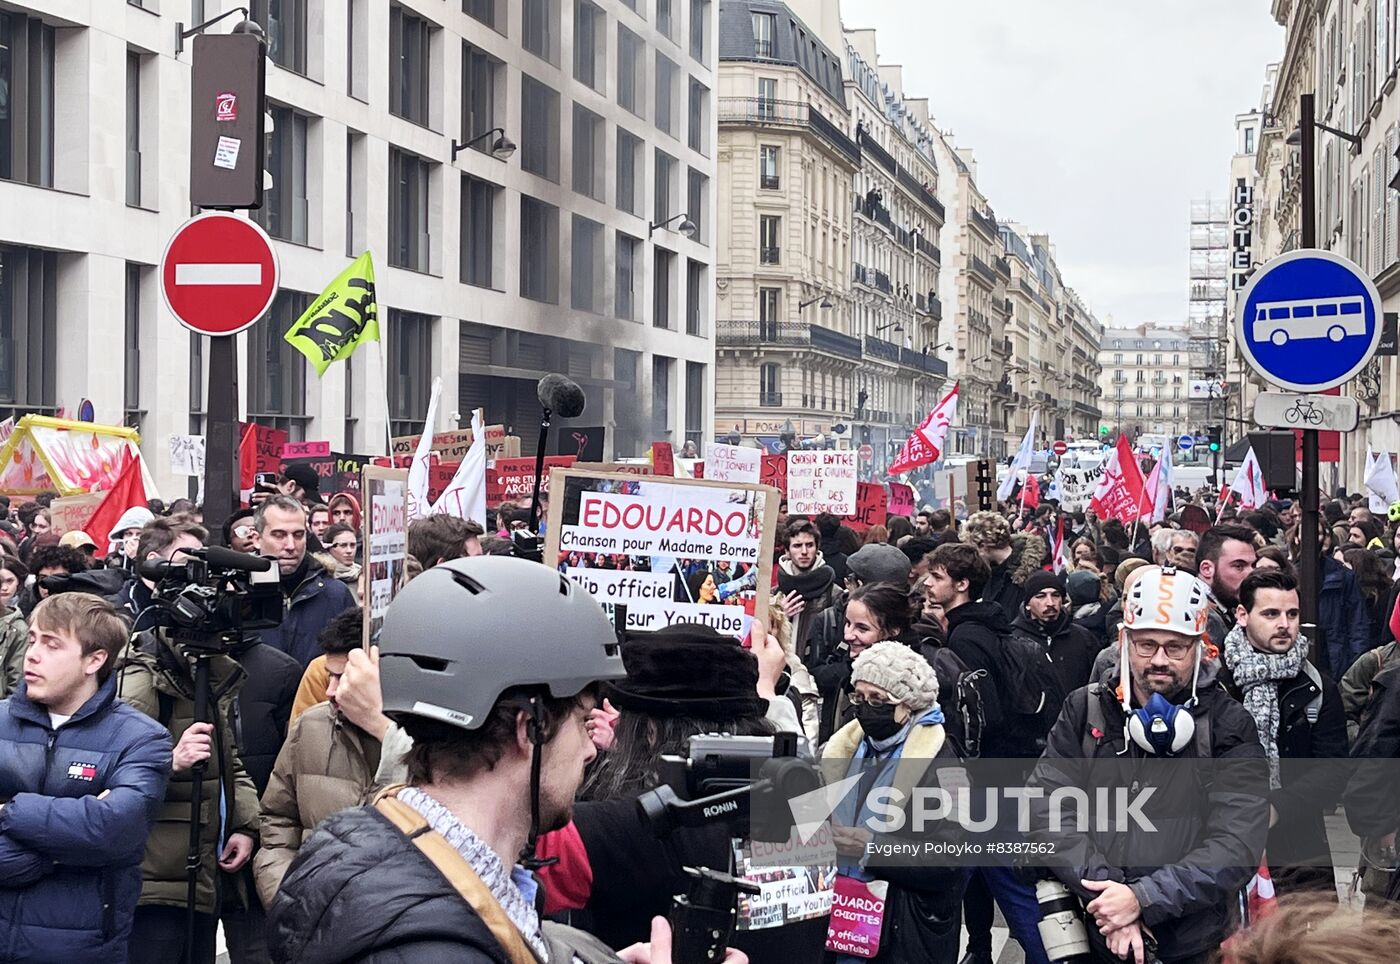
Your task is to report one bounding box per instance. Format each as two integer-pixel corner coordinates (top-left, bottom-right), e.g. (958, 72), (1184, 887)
(854, 701), (904, 741)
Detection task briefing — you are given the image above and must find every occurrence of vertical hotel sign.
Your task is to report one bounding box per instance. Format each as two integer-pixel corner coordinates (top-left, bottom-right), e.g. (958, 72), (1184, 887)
(1231, 178), (1254, 290)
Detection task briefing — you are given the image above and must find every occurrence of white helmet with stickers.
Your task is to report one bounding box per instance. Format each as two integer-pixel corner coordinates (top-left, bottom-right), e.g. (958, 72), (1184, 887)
(1120, 565), (1211, 639)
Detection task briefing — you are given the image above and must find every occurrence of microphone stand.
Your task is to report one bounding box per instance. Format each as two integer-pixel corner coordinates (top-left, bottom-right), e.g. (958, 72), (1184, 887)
(528, 405), (553, 533)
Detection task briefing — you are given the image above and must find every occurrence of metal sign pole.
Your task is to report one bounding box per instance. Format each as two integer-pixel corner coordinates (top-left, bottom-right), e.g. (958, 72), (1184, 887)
(1298, 92), (1320, 632)
(205, 336), (239, 543)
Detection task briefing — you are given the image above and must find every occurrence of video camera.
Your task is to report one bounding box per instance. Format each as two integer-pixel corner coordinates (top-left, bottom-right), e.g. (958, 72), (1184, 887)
(138, 545), (282, 651)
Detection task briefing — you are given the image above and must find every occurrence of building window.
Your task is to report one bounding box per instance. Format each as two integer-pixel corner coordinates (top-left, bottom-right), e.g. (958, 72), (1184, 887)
(757, 77), (777, 119)
(760, 363), (780, 406)
(387, 310), (434, 436)
(616, 128), (642, 215)
(252, 0), (308, 76)
(389, 148), (432, 273)
(461, 43), (503, 154)
(460, 174), (499, 289)
(248, 290), (310, 437)
(571, 216), (605, 313)
(689, 0), (708, 62)
(655, 55), (677, 137)
(657, 0), (675, 38)
(614, 348), (640, 455)
(572, 105), (605, 201)
(687, 79), (708, 154)
(1244, 126), (1256, 154)
(752, 11), (775, 58)
(389, 5), (432, 127)
(523, 0), (558, 64)
(653, 247), (675, 329)
(574, 0), (604, 90)
(759, 145), (779, 190)
(0, 11), (55, 188)
(126, 53), (142, 206)
(616, 232), (640, 320)
(520, 75), (560, 182)
(684, 361), (704, 446)
(685, 259), (706, 335)
(759, 215), (780, 264)
(654, 149), (677, 225)
(255, 104), (309, 244)
(686, 167), (708, 243)
(617, 26), (643, 116)
(348, 0), (368, 99)
(652, 356), (672, 431)
(463, 0), (501, 32)
(346, 130), (365, 256)
(758, 286), (780, 338)
(124, 263), (142, 421)
(520, 195), (560, 303)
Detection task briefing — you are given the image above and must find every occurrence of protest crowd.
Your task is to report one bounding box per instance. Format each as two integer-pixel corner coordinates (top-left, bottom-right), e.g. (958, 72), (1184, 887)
(7, 416), (1400, 964)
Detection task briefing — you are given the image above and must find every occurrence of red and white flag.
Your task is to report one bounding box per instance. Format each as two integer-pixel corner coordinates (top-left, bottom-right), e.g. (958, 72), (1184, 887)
(1049, 515), (1070, 573)
(889, 382), (958, 475)
(1230, 446), (1269, 510)
(1089, 435), (1148, 525)
(1022, 473), (1041, 509)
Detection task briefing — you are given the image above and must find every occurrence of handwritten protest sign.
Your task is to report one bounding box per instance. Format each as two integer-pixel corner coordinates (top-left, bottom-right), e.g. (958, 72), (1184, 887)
(282, 440), (331, 459)
(391, 430), (475, 462)
(50, 493), (105, 536)
(487, 456), (576, 505)
(545, 467), (779, 638)
(240, 422), (287, 475)
(844, 483), (888, 532)
(281, 452), (373, 501)
(363, 466), (408, 649)
(761, 454), (788, 497)
(787, 451), (858, 515)
(169, 435), (206, 478)
(651, 442), (675, 478)
(888, 482), (916, 517)
(705, 443), (761, 484)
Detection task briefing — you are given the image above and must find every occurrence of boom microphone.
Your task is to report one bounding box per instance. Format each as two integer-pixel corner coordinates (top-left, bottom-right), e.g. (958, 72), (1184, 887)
(537, 373), (586, 419)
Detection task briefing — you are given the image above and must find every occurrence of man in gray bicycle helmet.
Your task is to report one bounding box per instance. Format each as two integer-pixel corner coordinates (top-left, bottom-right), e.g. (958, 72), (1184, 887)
(266, 557), (741, 963)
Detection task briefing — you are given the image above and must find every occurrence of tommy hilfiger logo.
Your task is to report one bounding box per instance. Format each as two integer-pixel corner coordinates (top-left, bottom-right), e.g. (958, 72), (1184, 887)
(67, 762), (98, 782)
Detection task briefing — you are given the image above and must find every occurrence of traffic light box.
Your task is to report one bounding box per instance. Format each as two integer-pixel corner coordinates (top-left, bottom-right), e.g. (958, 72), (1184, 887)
(1207, 425), (1222, 453)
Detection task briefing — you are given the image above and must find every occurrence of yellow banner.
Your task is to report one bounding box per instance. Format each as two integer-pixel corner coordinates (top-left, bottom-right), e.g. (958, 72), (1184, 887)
(283, 251), (379, 376)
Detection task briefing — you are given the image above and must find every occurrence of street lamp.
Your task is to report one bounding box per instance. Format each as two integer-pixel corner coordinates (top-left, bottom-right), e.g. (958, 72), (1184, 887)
(451, 127), (517, 162)
(175, 6), (264, 54)
(874, 321), (904, 335)
(648, 212), (698, 239)
(798, 294), (834, 310)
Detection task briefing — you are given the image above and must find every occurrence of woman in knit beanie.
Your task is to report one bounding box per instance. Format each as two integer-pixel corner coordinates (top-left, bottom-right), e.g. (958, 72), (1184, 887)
(820, 640), (964, 963)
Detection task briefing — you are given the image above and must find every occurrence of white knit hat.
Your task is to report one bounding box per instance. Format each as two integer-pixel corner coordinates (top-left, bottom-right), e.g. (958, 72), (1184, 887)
(851, 642), (940, 713)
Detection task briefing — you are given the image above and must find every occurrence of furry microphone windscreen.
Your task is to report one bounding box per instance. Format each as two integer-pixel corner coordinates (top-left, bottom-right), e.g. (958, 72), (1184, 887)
(536, 373), (586, 419)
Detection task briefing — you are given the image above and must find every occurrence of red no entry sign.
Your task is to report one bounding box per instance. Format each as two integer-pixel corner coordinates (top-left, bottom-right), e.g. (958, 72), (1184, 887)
(1053, 440), (1068, 456)
(160, 212), (279, 336)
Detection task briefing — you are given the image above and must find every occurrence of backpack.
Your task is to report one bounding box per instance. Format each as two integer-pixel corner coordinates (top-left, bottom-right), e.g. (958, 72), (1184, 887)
(921, 642), (989, 759)
(987, 629), (1053, 723)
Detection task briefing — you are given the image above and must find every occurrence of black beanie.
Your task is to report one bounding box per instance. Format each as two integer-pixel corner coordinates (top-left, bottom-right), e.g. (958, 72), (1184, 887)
(1022, 569), (1066, 601)
(605, 623), (768, 719)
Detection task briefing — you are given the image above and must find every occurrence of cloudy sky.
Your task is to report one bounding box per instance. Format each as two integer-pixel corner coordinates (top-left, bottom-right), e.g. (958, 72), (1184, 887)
(851, 1), (1283, 328)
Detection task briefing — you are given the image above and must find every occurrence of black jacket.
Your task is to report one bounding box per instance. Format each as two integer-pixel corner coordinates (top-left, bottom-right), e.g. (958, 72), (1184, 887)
(980, 534), (1047, 621)
(1009, 609), (1099, 703)
(944, 601), (1039, 757)
(1346, 663), (1400, 839)
(268, 804), (513, 964)
(1218, 656), (1347, 877)
(227, 636), (302, 796)
(1029, 663), (1269, 962)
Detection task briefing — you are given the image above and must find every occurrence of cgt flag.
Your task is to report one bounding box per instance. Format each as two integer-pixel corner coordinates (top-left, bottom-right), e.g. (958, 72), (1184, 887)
(283, 252), (379, 376)
(889, 382), (958, 475)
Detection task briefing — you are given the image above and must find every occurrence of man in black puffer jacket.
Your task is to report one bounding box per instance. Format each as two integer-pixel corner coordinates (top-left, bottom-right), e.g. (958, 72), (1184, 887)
(1010, 570), (1099, 709)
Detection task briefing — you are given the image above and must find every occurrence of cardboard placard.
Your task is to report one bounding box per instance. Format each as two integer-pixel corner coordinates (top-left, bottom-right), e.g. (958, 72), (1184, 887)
(705, 443), (761, 484)
(362, 466), (409, 650)
(787, 451), (858, 515)
(169, 435), (206, 478)
(761, 454), (789, 497)
(845, 482), (888, 532)
(282, 440), (331, 459)
(50, 492), (105, 537)
(545, 467), (779, 639)
(391, 429), (475, 462)
(553, 425), (607, 462)
(888, 482), (916, 517)
(825, 876), (888, 958)
(240, 422), (287, 475)
(651, 442), (675, 478)
(487, 456), (577, 506)
(574, 462), (652, 476)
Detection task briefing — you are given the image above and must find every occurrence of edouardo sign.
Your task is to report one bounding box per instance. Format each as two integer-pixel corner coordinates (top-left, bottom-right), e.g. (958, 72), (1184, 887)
(1234, 248), (1382, 393)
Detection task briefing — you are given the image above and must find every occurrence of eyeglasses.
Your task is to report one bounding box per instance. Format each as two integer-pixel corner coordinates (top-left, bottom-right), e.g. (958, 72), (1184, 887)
(848, 693), (893, 707)
(1129, 638), (1196, 660)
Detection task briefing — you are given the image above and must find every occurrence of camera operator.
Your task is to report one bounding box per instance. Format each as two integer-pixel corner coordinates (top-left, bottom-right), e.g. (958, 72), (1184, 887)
(109, 518), (206, 625)
(116, 588), (262, 963)
(251, 496), (356, 668)
(1029, 566), (1269, 964)
(267, 557), (736, 963)
(0, 594), (172, 962)
(16, 543), (89, 618)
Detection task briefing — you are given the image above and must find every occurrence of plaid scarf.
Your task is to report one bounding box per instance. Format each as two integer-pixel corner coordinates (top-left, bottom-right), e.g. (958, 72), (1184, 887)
(1223, 624), (1307, 789)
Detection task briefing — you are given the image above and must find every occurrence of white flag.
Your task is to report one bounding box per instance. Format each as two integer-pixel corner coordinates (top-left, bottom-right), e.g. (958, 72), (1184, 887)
(1153, 446), (1174, 521)
(1366, 449), (1400, 513)
(996, 413), (1038, 502)
(431, 408), (489, 525)
(1229, 446), (1269, 510)
(406, 376), (443, 521)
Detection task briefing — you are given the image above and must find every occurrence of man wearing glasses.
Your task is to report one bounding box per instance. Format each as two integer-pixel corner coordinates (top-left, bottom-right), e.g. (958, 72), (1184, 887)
(1030, 566), (1269, 964)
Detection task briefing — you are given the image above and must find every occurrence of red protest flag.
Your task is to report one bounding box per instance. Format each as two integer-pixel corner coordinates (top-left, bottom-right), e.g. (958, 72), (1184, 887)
(83, 451), (149, 558)
(890, 382), (958, 475)
(1022, 473), (1041, 509)
(1089, 435), (1147, 525)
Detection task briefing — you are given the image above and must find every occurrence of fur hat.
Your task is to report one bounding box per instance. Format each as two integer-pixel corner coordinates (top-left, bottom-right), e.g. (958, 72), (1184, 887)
(605, 623), (768, 719)
(963, 511), (1012, 550)
(851, 642), (939, 713)
(847, 543), (912, 585)
(1115, 556), (1151, 592)
(1022, 569), (1066, 601)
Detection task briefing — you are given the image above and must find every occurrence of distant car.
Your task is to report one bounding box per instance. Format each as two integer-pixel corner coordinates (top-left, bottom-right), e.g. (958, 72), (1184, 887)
(1251, 295), (1366, 345)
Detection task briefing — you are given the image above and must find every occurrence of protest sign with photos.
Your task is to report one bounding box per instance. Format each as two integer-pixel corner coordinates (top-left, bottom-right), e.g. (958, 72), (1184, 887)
(545, 467), (779, 638)
(362, 466), (408, 650)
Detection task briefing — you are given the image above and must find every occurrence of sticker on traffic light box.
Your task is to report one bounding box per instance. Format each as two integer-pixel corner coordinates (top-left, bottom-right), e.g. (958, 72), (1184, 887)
(214, 136), (241, 170)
